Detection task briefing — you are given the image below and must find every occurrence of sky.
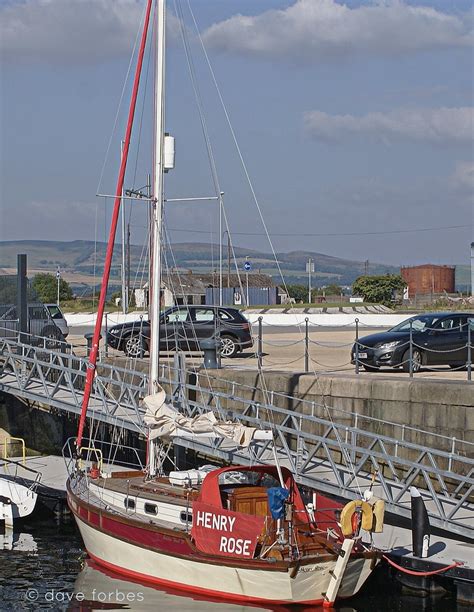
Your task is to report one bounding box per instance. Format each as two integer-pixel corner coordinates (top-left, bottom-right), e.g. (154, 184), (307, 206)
(0, 0), (473, 268)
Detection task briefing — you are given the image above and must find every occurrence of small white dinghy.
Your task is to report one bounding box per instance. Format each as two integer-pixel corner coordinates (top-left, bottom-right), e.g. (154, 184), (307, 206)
(0, 459), (40, 527)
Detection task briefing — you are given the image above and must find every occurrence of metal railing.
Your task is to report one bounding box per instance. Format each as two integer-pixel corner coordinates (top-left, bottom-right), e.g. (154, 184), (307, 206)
(249, 317), (474, 380)
(0, 334), (472, 538)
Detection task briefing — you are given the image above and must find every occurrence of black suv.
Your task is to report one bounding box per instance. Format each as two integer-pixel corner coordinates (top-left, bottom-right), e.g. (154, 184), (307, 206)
(351, 312), (474, 372)
(107, 305), (253, 358)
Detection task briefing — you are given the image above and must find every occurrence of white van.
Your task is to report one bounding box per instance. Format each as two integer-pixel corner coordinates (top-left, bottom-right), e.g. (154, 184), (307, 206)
(44, 304), (69, 338)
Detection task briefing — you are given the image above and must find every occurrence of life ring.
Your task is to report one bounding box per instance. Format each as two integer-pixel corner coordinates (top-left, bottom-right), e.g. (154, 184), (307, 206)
(340, 500), (373, 536)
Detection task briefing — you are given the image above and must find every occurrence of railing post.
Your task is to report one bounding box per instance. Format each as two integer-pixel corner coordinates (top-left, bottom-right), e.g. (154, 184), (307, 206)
(409, 320), (413, 378)
(304, 317), (309, 373)
(355, 318), (359, 375)
(258, 316), (263, 370)
(467, 319), (472, 382)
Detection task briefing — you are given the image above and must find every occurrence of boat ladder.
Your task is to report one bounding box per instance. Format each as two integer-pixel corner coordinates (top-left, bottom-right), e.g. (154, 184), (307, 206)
(323, 538), (355, 607)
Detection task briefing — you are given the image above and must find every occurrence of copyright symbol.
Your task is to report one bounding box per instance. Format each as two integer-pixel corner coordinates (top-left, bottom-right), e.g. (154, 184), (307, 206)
(25, 589), (39, 602)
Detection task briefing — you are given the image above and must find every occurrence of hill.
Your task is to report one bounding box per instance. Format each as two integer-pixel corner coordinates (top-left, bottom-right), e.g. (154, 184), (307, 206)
(1, 239), (400, 292)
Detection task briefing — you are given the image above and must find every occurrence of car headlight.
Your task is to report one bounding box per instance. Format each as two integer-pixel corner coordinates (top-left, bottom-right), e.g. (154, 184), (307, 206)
(376, 341), (401, 350)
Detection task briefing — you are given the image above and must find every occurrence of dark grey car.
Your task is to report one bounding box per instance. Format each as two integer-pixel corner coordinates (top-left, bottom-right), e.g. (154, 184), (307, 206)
(351, 312), (474, 372)
(107, 305), (253, 358)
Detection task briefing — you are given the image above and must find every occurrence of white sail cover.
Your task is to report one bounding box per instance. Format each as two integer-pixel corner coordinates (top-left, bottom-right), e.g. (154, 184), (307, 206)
(143, 391), (264, 447)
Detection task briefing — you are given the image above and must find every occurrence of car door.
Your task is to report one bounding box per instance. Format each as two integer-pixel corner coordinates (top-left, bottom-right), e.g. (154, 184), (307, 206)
(160, 307), (194, 352)
(425, 315), (466, 365)
(190, 308), (217, 347)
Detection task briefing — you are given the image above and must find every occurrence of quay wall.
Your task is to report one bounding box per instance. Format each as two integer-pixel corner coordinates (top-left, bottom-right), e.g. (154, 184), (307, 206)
(0, 393), (75, 455)
(190, 370), (473, 480)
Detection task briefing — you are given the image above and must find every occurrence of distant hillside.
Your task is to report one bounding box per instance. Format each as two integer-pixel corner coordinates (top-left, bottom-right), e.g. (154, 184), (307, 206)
(1, 239), (401, 291)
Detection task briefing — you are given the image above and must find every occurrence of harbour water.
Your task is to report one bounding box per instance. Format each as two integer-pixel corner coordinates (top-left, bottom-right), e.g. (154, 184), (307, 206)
(0, 517), (460, 611)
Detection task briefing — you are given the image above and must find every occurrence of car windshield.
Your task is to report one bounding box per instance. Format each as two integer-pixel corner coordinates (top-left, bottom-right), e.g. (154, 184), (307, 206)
(46, 305), (63, 320)
(390, 314), (440, 333)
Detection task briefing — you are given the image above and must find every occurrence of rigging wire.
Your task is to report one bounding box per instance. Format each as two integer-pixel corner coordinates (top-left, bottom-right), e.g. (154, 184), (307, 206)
(187, 1), (363, 494)
(161, 225), (228, 421)
(174, 0), (247, 303)
(166, 224), (471, 238)
(96, 2), (147, 196)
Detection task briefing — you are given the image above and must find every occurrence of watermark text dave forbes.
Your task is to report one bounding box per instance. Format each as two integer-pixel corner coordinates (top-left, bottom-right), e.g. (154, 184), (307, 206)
(25, 588), (144, 604)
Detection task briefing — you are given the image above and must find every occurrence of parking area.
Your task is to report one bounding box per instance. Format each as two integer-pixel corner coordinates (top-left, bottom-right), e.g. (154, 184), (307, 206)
(68, 326), (471, 381)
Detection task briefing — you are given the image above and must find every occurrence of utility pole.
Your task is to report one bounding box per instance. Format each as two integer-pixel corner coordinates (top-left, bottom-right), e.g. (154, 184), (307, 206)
(364, 260), (369, 276)
(306, 258), (314, 304)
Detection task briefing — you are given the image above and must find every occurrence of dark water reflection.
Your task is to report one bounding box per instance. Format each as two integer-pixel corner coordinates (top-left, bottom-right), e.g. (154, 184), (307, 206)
(0, 519), (460, 611)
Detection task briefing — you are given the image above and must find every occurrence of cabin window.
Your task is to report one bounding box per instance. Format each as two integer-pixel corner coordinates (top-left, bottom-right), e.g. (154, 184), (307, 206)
(124, 497), (135, 510)
(180, 511), (192, 524)
(144, 503), (157, 515)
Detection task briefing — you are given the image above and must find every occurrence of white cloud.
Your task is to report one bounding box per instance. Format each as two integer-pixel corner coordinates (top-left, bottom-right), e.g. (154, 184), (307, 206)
(203, 0), (473, 60)
(452, 161), (474, 190)
(304, 107), (474, 144)
(0, 0), (181, 64)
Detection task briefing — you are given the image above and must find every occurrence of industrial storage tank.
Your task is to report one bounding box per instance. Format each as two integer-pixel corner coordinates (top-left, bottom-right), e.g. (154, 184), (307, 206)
(401, 264), (455, 297)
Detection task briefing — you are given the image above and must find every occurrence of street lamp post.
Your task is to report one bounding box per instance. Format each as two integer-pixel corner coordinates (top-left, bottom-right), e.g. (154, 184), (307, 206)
(306, 258), (314, 304)
(244, 257), (252, 306)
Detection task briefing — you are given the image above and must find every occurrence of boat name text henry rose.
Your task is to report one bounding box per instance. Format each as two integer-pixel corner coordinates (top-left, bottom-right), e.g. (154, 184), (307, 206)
(195, 510), (252, 556)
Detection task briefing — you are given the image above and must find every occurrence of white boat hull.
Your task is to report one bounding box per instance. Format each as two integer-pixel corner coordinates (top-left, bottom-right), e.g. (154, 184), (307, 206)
(75, 516), (375, 605)
(0, 477), (37, 520)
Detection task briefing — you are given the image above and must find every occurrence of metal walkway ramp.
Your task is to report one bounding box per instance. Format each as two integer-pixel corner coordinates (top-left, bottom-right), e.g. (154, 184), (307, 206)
(0, 337), (472, 539)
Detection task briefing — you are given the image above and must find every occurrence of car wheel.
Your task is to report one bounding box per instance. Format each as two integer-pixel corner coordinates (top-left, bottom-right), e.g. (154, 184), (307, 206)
(402, 348), (423, 373)
(124, 334), (144, 358)
(220, 335), (238, 358)
(363, 364), (379, 372)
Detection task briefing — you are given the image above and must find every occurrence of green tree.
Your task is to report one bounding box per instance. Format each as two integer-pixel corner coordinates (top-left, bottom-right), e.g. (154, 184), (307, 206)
(32, 273), (73, 303)
(287, 284), (308, 302)
(352, 274), (405, 305)
(315, 284), (342, 296)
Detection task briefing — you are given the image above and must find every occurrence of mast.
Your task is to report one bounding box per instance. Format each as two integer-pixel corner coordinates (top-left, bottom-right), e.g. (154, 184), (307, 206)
(149, 0), (166, 394)
(76, 0), (153, 450)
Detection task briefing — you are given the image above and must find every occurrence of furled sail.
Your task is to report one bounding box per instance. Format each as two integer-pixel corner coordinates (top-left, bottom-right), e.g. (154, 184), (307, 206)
(143, 390), (271, 447)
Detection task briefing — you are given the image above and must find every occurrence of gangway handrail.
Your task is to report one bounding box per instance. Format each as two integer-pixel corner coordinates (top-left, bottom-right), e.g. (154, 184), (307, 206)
(1, 335), (472, 537)
(1, 335), (471, 453)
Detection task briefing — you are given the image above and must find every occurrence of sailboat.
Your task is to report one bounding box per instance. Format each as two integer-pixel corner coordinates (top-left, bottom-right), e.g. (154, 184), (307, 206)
(66, 1), (382, 606)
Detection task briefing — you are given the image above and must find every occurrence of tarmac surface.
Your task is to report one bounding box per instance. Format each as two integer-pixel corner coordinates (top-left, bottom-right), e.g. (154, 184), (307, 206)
(69, 326), (471, 382)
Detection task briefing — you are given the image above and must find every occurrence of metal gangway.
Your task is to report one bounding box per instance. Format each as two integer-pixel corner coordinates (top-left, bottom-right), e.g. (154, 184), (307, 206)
(0, 335), (472, 539)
